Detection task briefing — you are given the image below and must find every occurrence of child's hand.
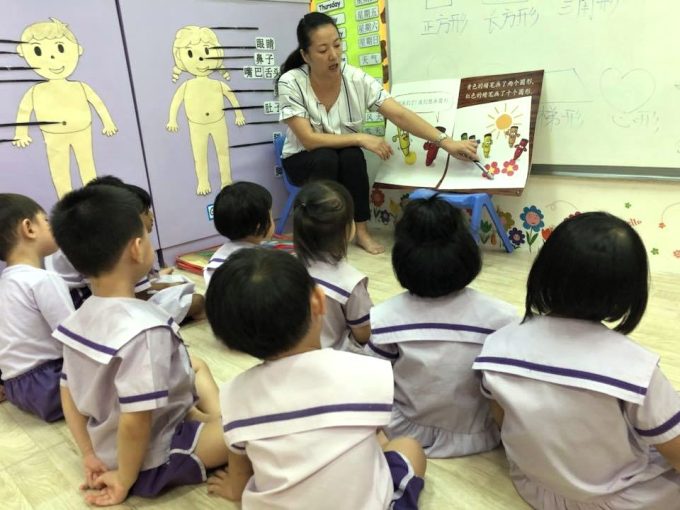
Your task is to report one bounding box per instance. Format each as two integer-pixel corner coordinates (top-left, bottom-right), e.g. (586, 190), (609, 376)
(235, 112), (246, 126)
(159, 267), (174, 276)
(12, 135), (32, 148)
(84, 470), (131, 507)
(80, 453), (108, 490)
(207, 468), (237, 500)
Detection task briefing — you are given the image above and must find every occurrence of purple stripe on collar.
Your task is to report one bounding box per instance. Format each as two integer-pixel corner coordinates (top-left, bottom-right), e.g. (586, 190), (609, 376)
(368, 341), (399, 360)
(347, 313), (370, 326)
(119, 390), (169, 404)
(635, 410), (680, 437)
(166, 317), (174, 326)
(136, 277), (150, 286)
(209, 258), (226, 264)
(475, 356), (648, 395)
(313, 278), (351, 298)
(56, 325), (117, 356)
(233, 444), (246, 450)
(372, 323), (494, 335)
(224, 402), (392, 432)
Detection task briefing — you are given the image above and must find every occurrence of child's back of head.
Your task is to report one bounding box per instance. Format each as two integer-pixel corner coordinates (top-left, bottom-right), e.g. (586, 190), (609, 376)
(0, 193), (48, 262)
(293, 180), (354, 266)
(525, 211), (647, 334)
(206, 248), (316, 359)
(51, 185), (146, 278)
(213, 182), (273, 241)
(393, 195), (481, 298)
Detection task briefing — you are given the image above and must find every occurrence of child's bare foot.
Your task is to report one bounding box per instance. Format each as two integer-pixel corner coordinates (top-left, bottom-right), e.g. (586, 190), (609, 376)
(207, 468), (235, 500)
(354, 227), (384, 255)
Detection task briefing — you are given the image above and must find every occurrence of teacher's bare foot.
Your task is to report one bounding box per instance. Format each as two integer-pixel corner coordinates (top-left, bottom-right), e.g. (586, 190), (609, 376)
(354, 221), (384, 255)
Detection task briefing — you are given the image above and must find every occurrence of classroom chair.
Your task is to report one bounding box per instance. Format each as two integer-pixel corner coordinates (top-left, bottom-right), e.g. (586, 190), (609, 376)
(274, 135), (301, 235)
(409, 189), (514, 253)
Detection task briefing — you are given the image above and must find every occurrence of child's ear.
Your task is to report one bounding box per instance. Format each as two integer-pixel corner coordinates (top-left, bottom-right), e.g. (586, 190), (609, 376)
(310, 284), (326, 317)
(20, 218), (37, 240)
(128, 236), (145, 264)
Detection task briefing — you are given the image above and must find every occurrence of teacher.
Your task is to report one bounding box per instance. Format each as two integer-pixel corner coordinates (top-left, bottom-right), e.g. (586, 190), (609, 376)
(277, 12), (478, 254)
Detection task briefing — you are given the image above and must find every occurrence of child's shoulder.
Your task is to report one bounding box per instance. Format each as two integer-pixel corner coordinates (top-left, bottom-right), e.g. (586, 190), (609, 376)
(1, 264), (54, 285)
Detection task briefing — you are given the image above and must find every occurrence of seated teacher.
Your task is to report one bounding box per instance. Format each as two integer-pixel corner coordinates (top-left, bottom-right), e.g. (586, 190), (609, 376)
(277, 12), (479, 254)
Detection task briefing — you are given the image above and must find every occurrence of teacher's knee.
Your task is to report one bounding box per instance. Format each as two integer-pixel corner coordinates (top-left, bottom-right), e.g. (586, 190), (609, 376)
(309, 148), (340, 181)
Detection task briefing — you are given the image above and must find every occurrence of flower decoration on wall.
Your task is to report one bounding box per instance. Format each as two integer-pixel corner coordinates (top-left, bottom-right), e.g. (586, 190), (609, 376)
(371, 187), (385, 207)
(508, 227), (525, 247)
(520, 205), (545, 252)
(497, 209), (515, 230)
(502, 160), (518, 176)
(541, 227), (553, 242)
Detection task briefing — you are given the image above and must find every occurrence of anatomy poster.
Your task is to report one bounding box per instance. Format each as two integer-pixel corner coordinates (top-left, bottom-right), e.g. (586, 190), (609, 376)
(377, 70), (544, 192)
(0, 1), (146, 208)
(118, 0), (306, 250)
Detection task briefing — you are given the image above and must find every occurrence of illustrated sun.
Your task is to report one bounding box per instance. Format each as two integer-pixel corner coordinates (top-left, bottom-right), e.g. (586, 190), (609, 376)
(487, 103), (523, 139)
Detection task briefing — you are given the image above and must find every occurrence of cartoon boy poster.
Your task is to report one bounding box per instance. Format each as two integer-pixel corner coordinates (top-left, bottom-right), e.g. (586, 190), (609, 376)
(12, 18), (117, 198)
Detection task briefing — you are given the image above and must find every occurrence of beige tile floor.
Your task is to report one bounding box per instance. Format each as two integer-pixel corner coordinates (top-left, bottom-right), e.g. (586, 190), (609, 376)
(2, 230), (678, 509)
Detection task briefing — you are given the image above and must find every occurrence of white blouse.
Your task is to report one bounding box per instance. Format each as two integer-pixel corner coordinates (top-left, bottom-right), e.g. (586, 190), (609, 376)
(277, 63), (390, 158)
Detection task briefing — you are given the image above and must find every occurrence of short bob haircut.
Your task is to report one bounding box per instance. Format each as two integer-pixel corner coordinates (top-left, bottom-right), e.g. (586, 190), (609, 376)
(0, 193), (44, 261)
(393, 195), (481, 298)
(206, 248), (316, 359)
(86, 175), (152, 212)
(524, 211), (648, 334)
(293, 180), (354, 266)
(214, 181), (273, 241)
(51, 185), (145, 277)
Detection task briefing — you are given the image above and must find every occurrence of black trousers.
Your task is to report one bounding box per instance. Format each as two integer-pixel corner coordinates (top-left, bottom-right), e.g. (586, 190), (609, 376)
(282, 147), (370, 222)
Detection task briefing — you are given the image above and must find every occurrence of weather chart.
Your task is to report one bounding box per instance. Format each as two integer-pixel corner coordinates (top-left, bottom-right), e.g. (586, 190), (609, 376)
(377, 71), (543, 193)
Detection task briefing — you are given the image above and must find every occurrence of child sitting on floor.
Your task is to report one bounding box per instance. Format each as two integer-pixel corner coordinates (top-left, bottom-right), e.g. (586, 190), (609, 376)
(367, 195), (517, 458)
(0, 193), (74, 421)
(204, 248), (426, 509)
(51, 185), (228, 505)
(474, 212), (680, 509)
(203, 181), (274, 285)
(293, 180), (372, 351)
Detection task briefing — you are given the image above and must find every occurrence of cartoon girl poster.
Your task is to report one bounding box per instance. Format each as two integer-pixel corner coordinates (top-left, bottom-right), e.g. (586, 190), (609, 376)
(167, 26), (246, 196)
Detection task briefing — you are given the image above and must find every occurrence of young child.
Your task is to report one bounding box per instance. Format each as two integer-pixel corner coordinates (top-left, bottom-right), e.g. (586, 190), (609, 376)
(203, 181), (273, 285)
(50, 185), (228, 505)
(0, 193), (74, 421)
(47, 175), (205, 323)
(367, 196), (517, 458)
(293, 180), (372, 351)
(473, 212), (680, 509)
(204, 248), (426, 508)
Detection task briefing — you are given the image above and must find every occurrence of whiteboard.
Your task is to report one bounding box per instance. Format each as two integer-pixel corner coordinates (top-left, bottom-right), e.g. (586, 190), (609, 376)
(386, 0), (680, 177)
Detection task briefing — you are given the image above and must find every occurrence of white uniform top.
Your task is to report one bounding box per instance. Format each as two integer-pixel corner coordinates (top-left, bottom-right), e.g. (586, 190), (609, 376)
(54, 297), (196, 472)
(203, 240), (257, 287)
(0, 264), (74, 379)
(278, 63), (391, 159)
(45, 249), (151, 293)
(367, 288), (517, 458)
(473, 316), (680, 506)
(45, 249), (88, 289)
(306, 259), (372, 351)
(220, 349), (394, 510)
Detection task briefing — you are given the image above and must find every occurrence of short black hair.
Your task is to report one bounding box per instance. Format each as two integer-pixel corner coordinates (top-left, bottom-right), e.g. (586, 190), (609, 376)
(0, 194), (44, 261)
(293, 180), (353, 266)
(524, 211), (648, 334)
(51, 185), (145, 277)
(213, 182), (273, 240)
(392, 195), (481, 297)
(86, 175), (151, 212)
(206, 248), (316, 359)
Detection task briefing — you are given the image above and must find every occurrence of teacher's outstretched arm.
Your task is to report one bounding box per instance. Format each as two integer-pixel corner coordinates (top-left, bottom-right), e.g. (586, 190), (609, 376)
(284, 116), (394, 160)
(379, 98), (479, 161)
